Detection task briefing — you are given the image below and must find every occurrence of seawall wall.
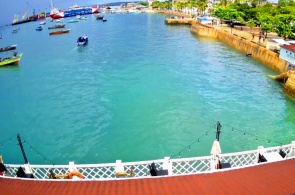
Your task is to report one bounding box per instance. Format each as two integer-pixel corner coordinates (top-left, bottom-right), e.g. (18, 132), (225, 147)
(190, 23), (289, 73)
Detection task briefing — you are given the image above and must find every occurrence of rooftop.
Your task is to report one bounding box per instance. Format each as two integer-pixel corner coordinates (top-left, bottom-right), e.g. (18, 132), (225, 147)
(2, 158), (295, 194)
(281, 44), (295, 52)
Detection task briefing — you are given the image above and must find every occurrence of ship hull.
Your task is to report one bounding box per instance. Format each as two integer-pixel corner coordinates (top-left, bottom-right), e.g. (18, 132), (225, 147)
(12, 18), (36, 26)
(50, 7), (99, 19)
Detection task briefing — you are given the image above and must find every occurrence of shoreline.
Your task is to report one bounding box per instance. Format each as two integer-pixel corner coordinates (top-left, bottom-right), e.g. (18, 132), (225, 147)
(157, 9), (287, 73)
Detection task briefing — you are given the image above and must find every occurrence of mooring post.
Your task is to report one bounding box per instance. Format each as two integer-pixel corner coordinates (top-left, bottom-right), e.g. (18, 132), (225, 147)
(17, 134), (29, 164)
(216, 121), (222, 141)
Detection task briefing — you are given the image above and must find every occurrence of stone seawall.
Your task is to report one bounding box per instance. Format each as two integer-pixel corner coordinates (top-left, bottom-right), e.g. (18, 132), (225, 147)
(190, 23), (289, 73)
(285, 72), (295, 98)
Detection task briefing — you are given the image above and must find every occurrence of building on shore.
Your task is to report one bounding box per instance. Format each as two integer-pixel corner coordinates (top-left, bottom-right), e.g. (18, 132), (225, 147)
(197, 16), (219, 26)
(280, 43), (295, 70)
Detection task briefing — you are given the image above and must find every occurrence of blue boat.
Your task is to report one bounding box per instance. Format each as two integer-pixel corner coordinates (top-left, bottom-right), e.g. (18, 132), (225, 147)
(36, 26), (43, 31)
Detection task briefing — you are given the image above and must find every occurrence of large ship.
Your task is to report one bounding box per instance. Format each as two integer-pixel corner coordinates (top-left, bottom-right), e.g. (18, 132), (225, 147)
(50, 3), (99, 19)
(12, 10), (37, 26)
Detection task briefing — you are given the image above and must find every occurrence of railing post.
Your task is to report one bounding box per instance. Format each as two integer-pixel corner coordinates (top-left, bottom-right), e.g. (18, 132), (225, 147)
(288, 141), (295, 158)
(163, 157), (172, 175)
(115, 160), (124, 173)
(69, 161), (75, 171)
(257, 146), (265, 163)
(24, 163), (32, 174)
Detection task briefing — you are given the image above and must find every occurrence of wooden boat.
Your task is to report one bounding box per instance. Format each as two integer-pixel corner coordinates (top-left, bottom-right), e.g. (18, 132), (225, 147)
(49, 29), (70, 35)
(48, 24), (65, 29)
(0, 44), (17, 52)
(0, 53), (23, 67)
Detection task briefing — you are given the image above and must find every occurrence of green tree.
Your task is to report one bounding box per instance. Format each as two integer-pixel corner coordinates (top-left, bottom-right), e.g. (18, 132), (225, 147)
(139, 1), (149, 7)
(247, 18), (255, 32)
(274, 14), (295, 39)
(257, 13), (273, 38)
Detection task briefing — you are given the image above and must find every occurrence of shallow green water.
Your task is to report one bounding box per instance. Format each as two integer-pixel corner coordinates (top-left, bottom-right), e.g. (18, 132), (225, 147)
(0, 13), (294, 165)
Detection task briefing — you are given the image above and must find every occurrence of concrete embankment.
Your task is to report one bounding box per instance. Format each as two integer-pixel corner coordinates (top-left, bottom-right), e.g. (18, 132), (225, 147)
(190, 23), (289, 73)
(165, 18), (194, 25)
(159, 10), (294, 98)
(273, 71), (295, 98)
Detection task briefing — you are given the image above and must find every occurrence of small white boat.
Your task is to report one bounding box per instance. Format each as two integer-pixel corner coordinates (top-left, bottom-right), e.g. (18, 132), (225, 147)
(40, 21), (46, 25)
(68, 19), (79, 23)
(56, 19), (61, 23)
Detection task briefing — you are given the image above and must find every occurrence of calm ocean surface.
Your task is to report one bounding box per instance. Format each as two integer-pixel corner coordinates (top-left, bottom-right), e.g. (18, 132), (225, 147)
(0, 13), (295, 165)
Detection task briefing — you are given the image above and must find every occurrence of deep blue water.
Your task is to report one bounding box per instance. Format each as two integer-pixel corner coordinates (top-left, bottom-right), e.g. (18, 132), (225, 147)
(0, 13), (295, 165)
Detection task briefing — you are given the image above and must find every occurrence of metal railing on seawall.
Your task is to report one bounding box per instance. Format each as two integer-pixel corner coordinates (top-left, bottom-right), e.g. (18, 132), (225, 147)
(3, 141), (295, 180)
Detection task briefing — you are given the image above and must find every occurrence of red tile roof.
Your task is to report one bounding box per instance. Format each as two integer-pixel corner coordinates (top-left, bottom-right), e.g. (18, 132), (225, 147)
(2, 158), (295, 195)
(281, 44), (295, 53)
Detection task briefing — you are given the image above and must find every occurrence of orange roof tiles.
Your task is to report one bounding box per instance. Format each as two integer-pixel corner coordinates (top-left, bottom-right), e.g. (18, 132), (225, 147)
(1, 158), (295, 195)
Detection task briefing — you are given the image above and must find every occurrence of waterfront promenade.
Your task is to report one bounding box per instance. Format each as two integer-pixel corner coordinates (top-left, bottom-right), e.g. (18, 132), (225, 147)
(162, 10), (278, 47)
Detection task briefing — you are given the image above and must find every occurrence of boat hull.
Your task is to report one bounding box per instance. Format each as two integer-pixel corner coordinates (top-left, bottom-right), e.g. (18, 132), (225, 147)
(0, 53), (23, 67)
(48, 24), (65, 29)
(49, 29), (70, 35)
(50, 6), (99, 19)
(0, 45), (17, 52)
(12, 18), (36, 26)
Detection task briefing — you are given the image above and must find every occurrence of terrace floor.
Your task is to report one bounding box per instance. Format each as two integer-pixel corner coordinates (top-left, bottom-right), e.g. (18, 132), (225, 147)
(1, 158), (295, 194)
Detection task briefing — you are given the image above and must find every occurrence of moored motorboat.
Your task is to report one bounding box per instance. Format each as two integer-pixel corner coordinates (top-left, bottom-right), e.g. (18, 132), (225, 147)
(49, 29), (70, 35)
(36, 26), (43, 31)
(0, 53), (23, 67)
(40, 21), (46, 25)
(95, 14), (104, 20)
(77, 35), (88, 46)
(79, 16), (88, 20)
(0, 44), (17, 52)
(48, 24), (65, 29)
(103, 19), (107, 22)
(68, 19), (79, 23)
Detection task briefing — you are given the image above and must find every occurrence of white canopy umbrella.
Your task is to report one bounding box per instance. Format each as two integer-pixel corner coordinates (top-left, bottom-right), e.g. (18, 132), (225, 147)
(210, 140), (222, 171)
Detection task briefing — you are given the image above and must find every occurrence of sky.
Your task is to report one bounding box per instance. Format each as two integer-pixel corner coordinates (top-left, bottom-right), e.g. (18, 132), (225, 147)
(0, 0), (121, 26)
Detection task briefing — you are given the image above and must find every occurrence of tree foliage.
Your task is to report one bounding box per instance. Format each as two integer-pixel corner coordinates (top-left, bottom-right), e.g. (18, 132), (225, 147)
(212, 0), (295, 39)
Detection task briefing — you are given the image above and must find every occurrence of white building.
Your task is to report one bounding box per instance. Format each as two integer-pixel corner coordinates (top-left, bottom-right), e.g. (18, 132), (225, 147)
(280, 44), (295, 70)
(197, 16), (220, 26)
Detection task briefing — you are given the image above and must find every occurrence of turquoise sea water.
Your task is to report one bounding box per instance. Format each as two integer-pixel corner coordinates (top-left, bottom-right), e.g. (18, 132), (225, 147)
(0, 13), (295, 165)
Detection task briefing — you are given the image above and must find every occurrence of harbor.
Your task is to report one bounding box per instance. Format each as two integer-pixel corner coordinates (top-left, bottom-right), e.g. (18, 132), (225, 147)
(1, 6), (295, 194)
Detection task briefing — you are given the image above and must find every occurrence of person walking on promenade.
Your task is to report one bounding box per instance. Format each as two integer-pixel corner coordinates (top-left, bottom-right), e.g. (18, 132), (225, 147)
(252, 33), (255, 40)
(259, 33), (262, 43)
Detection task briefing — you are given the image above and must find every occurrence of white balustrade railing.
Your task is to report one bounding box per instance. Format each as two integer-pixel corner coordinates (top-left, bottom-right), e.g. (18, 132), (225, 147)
(3, 141), (295, 180)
